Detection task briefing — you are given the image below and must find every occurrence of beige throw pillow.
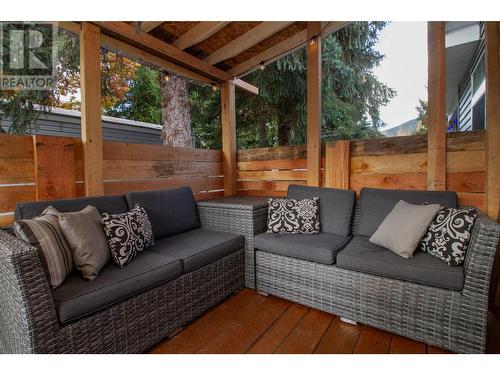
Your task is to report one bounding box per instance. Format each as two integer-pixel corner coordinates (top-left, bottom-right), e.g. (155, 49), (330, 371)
(369, 200), (440, 259)
(59, 205), (110, 280)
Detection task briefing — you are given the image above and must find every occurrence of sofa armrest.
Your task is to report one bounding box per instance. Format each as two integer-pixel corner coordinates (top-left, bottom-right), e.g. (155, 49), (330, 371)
(462, 214), (500, 299)
(0, 230), (59, 353)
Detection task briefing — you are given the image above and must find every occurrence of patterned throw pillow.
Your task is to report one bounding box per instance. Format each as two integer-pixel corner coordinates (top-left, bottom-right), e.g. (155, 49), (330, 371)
(101, 204), (154, 268)
(14, 206), (73, 289)
(266, 197), (320, 234)
(419, 207), (478, 266)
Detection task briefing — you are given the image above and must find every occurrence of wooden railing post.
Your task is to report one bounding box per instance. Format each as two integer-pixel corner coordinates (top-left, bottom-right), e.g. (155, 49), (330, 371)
(221, 81), (237, 196)
(33, 135), (76, 201)
(427, 21), (447, 191)
(80, 22), (104, 196)
(325, 140), (350, 189)
(306, 22), (322, 187)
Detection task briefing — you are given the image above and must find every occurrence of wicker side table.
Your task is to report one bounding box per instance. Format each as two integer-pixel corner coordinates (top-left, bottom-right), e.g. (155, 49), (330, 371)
(197, 197), (268, 289)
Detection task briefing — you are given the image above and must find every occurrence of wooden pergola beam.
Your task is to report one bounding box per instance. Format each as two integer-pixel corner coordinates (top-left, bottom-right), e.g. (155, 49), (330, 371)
(486, 22), (500, 221)
(80, 22), (104, 196)
(306, 22), (322, 187)
(173, 21), (229, 50)
(221, 82), (237, 196)
(204, 22), (293, 66)
(427, 21), (447, 191)
(140, 21), (163, 33)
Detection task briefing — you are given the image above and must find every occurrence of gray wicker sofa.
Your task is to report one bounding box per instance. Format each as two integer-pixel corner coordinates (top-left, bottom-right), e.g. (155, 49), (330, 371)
(0, 187), (245, 353)
(254, 186), (500, 354)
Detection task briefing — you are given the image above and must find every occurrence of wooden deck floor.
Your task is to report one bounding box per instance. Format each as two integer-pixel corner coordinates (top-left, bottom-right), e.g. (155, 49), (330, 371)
(149, 288), (500, 354)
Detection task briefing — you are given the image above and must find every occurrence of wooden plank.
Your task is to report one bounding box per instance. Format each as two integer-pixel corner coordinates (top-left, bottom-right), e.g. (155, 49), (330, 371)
(33, 135), (76, 201)
(275, 308), (333, 353)
(321, 21), (351, 37)
(237, 180), (305, 192)
(204, 22), (292, 65)
(446, 172), (485, 193)
(0, 185), (36, 212)
(221, 82), (237, 196)
(238, 144), (307, 162)
(229, 78), (259, 96)
(150, 289), (263, 354)
(104, 176), (224, 195)
(103, 160), (223, 180)
(457, 192), (485, 211)
(229, 29), (308, 77)
(325, 140), (350, 189)
(427, 22), (447, 191)
(446, 130), (485, 151)
(351, 153), (428, 174)
(247, 303), (309, 354)
(196, 296), (291, 353)
(447, 150), (486, 172)
(350, 173), (427, 192)
(350, 134), (427, 157)
(0, 134), (34, 158)
(173, 22), (229, 50)
(306, 22), (322, 187)
(427, 345), (452, 354)
(486, 22), (500, 221)
(389, 335), (426, 354)
(237, 159), (306, 171)
(0, 159), (35, 184)
(103, 141), (222, 162)
(237, 170), (307, 181)
(314, 318), (362, 354)
(353, 325), (392, 354)
(140, 22), (163, 33)
(80, 22), (104, 196)
(0, 214), (14, 228)
(193, 191), (224, 201)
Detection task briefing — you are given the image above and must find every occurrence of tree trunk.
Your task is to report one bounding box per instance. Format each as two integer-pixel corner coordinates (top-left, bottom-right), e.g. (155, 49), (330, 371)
(258, 122), (267, 147)
(277, 117), (290, 146)
(160, 73), (193, 147)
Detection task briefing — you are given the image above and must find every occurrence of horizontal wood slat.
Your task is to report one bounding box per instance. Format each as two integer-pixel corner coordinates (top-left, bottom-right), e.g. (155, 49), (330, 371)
(237, 170), (307, 181)
(104, 177), (224, 196)
(237, 159), (306, 171)
(0, 185), (36, 212)
(0, 134), (34, 158)
(350, 153), (428, 174)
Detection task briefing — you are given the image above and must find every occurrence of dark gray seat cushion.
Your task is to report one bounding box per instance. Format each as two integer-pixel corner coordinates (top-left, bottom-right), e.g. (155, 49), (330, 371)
(148, 228), (244, 272)
(287, 185), (356, 236)
(254, 232), (351, 265)
(52, 251), (182, 324)
(126, 187), (200, 240)
(336, 236), (464, 290)
(14, 195), (128, 220)
(356, 188), (458, 237)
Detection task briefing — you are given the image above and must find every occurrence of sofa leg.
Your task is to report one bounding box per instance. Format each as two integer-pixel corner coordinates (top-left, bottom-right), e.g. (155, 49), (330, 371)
(257, 290), (269, 297)
(340, 317), (358, 326)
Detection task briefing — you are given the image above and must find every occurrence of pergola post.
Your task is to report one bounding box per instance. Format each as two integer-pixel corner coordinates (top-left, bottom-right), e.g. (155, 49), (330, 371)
(221, 81), (237, 196)
(80, 22), (104, 196)
(306, 22), (322, 187)
(427, 21), (447, 191)
(485, 22), (500, 222)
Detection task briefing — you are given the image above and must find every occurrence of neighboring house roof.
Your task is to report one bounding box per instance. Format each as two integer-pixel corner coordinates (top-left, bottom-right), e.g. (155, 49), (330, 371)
(382, 118), (419, 137)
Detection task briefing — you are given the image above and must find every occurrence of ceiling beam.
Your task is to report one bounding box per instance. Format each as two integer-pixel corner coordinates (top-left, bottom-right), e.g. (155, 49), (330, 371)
(140, 22), (163, 33)
(204, 21), (293, 65)
(57, 22), (259, 95)
(228, 21), (350, 77)
(173, 21), (229, 50)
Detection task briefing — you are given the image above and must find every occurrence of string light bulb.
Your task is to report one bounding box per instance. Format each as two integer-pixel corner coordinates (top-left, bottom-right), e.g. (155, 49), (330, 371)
(259, 62), (265, 71)
(212, 84), (218, 91)
(309, 39), (315, 46)
(163, 72), (171, 82)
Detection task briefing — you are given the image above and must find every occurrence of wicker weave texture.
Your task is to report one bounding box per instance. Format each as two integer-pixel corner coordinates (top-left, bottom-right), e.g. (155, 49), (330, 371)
(198, 204), (267, 289)
(255, 213), (500, 354)
(0, 227), (244, 354)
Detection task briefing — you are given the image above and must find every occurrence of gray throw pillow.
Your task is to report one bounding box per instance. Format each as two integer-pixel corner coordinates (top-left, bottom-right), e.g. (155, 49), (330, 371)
(369, 200), (440, 258)
(59, 205), (110, 280)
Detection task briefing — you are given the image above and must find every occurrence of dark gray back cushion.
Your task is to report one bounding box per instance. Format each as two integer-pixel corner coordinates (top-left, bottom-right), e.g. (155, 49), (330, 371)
(125, 187), (200, 240)
(356, 187), (458, 237)
(14, 195), (128, 221)
(287, 185), (356, 236)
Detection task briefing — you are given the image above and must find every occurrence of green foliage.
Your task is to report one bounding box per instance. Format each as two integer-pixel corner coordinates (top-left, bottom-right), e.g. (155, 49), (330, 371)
(413, 99), (428, 135)
(189, 84), (221, 149)
(105, 66), (161, 124)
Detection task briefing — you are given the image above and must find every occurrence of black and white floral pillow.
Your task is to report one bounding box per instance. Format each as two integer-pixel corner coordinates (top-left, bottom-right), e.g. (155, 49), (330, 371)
(266, 197), (320, 234)
(419, 207), (477, 266)
(102, 204), (154, 268)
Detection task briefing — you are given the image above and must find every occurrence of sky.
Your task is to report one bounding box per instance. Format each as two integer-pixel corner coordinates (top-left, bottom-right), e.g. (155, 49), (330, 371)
(374, 22), (428, 130)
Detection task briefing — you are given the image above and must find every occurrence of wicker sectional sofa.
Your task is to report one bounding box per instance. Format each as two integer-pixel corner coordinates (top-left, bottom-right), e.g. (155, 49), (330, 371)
(0, 187), (245, 353)
(253, 186), (500, 354)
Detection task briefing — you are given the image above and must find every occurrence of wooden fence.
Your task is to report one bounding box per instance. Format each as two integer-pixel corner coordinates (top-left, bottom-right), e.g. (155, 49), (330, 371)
(236, 130), (486, 211)
(0, 133), (223, 226)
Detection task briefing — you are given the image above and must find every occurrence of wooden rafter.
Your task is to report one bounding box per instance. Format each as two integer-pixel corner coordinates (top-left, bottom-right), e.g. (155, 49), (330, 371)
(204, 21), (293, 65)
(173, 21), (229, 50)
(140, 21), (163, 33)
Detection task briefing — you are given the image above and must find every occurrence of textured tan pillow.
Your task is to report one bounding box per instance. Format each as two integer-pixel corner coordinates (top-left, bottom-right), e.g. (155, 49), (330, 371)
(369, 200), (440, 258)
(59, 205), (110, 280)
